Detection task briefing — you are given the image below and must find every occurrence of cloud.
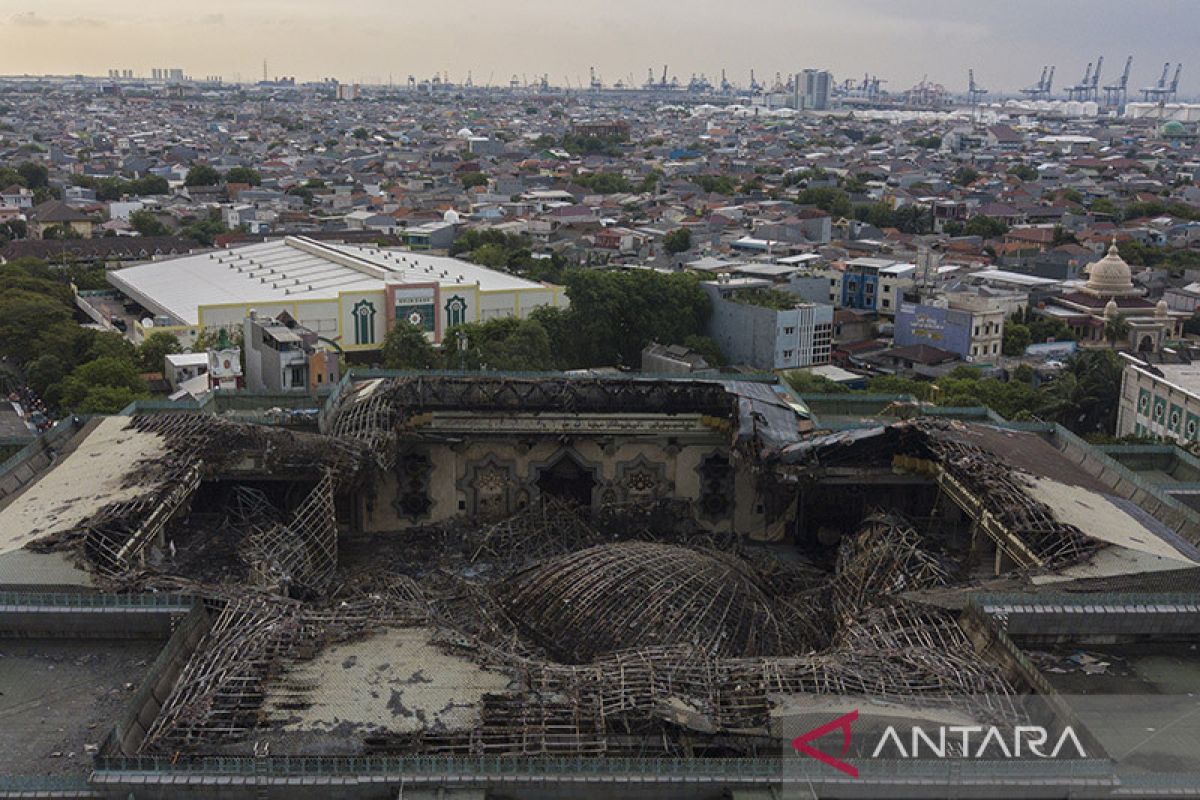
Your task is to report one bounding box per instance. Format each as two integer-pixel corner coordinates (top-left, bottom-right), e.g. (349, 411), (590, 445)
(199, 14), (225, 25)
(12, 12), (48, 27)
(60, 18), (107, 29)
(12, 11), (105, 29)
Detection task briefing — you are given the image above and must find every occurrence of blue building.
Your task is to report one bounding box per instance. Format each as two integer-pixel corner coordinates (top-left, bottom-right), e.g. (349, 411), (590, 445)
(894, 299), (1005, 362)
(841, 258), (892, 311)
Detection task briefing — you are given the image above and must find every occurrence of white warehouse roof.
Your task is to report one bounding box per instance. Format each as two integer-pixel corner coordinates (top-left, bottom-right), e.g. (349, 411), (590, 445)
(108, 236), (549, 326)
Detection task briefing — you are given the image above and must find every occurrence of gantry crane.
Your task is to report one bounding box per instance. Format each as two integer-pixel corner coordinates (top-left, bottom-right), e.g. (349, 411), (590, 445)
(1020, 66), (1055, 100)
(1103, 56), (1132, 107)
(967, 69), (988, 105)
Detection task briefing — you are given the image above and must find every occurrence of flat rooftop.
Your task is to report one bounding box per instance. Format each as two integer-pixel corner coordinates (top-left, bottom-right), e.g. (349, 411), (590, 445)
(1149, 362), (1200, 397)
(108, 235), (554, 326)
(0, 638), (161, 779)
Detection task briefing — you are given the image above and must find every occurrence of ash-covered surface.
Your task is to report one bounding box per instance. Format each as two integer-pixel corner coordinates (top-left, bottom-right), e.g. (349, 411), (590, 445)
(0, 638), (161, 777)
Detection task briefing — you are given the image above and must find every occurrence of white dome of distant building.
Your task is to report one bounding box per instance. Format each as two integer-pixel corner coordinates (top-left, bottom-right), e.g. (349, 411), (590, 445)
(1085, 240), (1139, 297)
(1156, 299), (1170, 317)
(456, 127), (474, 139)
(443, 209), (461, 224)
(1104, 299), (1119, 319)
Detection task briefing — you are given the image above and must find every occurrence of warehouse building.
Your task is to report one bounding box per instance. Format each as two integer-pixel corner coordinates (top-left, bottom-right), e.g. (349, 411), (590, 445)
(106, 235), (567, 352)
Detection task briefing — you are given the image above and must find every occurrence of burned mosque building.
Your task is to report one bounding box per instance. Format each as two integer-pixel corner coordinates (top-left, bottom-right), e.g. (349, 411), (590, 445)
(1, 372), (1199, 798)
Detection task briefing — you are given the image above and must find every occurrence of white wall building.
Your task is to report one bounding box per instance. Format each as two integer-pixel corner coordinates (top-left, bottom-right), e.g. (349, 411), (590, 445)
(1117, 353), (1200, 444)
(107, 236), (567, 352)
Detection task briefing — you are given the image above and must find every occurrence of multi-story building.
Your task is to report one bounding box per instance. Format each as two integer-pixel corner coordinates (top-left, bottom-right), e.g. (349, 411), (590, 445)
(876, 262), (917, 315)
(243, 312), (341, 394)
(840, 257), (892, 311)
(795, 69), (832, 111)
(894, 297), (1005, 362)
(1117, 351), (1200, 443)
(702, 278), (833, 370)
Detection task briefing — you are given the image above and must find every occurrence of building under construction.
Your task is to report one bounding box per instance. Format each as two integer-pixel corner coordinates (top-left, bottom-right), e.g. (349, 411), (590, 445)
(1, 372), (1199, 798)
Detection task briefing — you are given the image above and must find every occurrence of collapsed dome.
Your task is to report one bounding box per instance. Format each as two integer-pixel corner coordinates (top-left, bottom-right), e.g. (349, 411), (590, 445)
(496, 541), (792, 663)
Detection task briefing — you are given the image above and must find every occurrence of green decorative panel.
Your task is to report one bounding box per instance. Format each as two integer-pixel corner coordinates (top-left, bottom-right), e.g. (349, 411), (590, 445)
(1137, 388), (1151, 419)
(1152, 395), (1167, 425)
(396, 302), (435, 332)
(352, 299), (377, 345)
(1169, 403), (1183, 434)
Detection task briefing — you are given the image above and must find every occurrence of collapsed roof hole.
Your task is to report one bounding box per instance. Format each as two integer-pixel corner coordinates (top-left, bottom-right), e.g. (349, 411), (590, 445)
(536, 451), (596, 508)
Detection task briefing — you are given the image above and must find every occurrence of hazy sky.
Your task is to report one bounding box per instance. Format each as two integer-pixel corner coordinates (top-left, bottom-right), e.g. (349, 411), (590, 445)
(0, 0), (1195, 95)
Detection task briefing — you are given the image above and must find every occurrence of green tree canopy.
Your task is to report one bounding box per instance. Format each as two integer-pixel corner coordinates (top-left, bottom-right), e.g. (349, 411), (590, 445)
(1002, 323), (1031, 356)
(138, 331), (183, 372)
(57, 357), (148, 411)
(446, 318), (553, 371)
(129, 210), (170, 237)
(664, 228), (692, 255)
(0, 290), (72, 363)
(460, 172), (489, 189)
(381, 320), (440, 370)
(224, 166), (262, 186)
(533, 269), (711, 368)
(963, 215), (1009, 239)
(74, 385), (145, 414)
(184, 164), (221, 187)
(953, 166), (980, 187)
(17, 161), (49, 189)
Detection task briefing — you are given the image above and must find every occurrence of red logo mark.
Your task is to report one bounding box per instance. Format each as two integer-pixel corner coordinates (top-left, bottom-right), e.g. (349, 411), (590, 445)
(791, 709), (859, 778)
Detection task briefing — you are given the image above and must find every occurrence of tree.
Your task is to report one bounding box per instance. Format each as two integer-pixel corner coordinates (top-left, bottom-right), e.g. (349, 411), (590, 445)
(1090, 197), (1117, 217)
(74, 385), (144, 414)
(691, 174), (737, 195)
(42, 224), (82, 240)
(1027, 316), (1077, 344)
(681, 334), (723, 367)
(1007, 164), (1039, 182)
(0, 291), (72, 363)
(1035, 350), (1122, 434)
(575, 172), (632, 194)
(953, 166), (980, 187)
(381, 320), (440, 370)
(1104, 314), (1130, 348)
(1184, 313), (1200, 338)
(57, 357), (148, 411)
(180, 208), (228, 246)
(17, 161), (48, 189)
(1051, 226), (1078, 246)
(1003, 323), (1032, 356)
(352, 127), (370, 140)
(86, 330), (138, 363)
(225, 166), (262, 186)
(24, 354), (66, 395)
(942, 220), (964, 236)
(795, 187), (852, 217)
(132, 175), (170, 195)
(460, 172), (489, 189)
(534, 269), (711, 368)
(129, 210), (170, 237)
(139, 331), (182, 372)
(184, 164), (221, 187)
(664, 228), (692, 255)
(963, 215), (1009, 239)
(469, 243), (510, 270)
(447, 318), (553, 371)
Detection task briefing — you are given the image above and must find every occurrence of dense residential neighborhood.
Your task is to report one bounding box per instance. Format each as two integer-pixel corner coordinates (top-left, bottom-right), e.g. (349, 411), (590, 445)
(2, 76), (1200, 441)
(3, 46), (1200, 798)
